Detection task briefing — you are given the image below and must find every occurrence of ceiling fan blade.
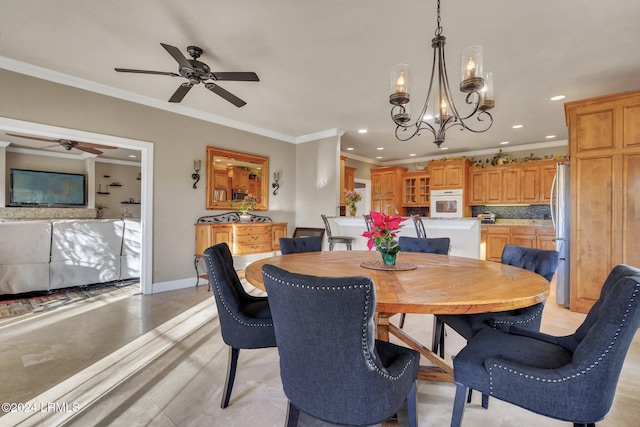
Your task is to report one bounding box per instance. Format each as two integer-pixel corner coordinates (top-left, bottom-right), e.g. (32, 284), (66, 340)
(76, 146), (103, 155)
(169, 82), (193, 103)
(5, 132), (57, 143)
(115, 68), (179, 77)
(160, 43), (193, 69)
(78, 142), (118, 150)
(211, 72), (259, 82)
(205, 83), (246, 107)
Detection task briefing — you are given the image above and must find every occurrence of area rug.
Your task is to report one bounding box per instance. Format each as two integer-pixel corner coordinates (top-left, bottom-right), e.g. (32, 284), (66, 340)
(0, 280), (141, 319)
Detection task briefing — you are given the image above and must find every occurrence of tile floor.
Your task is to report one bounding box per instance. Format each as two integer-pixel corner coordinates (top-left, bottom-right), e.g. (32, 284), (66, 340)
(1, 280), (639, 427)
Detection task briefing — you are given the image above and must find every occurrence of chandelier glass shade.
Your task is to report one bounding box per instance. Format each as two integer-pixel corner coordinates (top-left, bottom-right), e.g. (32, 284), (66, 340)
(389, 0), (495, 148)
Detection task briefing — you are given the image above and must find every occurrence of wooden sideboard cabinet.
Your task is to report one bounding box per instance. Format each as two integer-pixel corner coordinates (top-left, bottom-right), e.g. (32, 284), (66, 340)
(195, 222), (288, 257)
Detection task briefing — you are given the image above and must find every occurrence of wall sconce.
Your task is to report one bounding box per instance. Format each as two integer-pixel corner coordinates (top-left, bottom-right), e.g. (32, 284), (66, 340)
(272, 172), (280, 195)
(192, 160), (201, 189)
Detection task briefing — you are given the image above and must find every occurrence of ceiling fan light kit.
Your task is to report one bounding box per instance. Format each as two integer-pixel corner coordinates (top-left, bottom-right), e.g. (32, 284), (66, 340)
(115, 43), (259, 107)
(389, 0), (495, 148)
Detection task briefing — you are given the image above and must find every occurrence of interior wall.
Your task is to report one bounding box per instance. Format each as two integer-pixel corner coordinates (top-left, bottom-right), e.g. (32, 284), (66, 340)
(95, 162), (141, 219)
(0, 68), (297, 285)
(295, 136), (341, 232)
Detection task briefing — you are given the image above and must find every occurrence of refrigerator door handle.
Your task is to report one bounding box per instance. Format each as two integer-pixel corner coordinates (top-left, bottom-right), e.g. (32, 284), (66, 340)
(550, 172), (558, 230)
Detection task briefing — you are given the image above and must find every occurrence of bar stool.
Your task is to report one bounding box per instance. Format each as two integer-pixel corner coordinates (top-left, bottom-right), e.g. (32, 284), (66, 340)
(321, 214), (354, 251)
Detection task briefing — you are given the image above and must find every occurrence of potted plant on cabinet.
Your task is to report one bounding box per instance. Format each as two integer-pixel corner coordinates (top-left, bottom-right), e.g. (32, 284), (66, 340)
(238, 194), (258, 222)
(96, 203), (108, 219)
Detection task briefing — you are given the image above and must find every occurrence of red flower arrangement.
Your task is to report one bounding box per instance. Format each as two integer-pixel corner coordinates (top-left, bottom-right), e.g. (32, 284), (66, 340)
(362, 211), (407, 250)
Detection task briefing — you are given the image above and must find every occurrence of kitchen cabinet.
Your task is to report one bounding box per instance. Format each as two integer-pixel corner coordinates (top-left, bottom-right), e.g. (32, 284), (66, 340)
(213, 169), (228, 189)
(229, 167), (250, 191)
(371, 166), (407, 215)
(469, 160), (560, 206)
(483, 224), (556, 262)
(339, 156), (356, 207)
(485, 226), (511, 262)
(195, 222), (288, 257)
(429, 158), (469, 190)
(402, 172), (430, 206)
(469, 167), (503, 205)
(565, 90), (640, 313)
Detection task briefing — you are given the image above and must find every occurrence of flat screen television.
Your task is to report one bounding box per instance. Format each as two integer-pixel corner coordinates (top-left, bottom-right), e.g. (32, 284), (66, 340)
(9, 168), (86, 207)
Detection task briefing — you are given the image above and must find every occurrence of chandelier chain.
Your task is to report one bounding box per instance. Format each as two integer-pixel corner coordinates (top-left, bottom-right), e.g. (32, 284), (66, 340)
(435, 0), (442, 36)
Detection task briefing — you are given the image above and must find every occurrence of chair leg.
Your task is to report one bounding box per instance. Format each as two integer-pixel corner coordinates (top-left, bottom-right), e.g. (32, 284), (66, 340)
(466, 388), (473, 403)
(406, 382), (418, 427)
(451, 383), (467, 427)
(481, 393), (489, 409)
(399, 313), (406, 329)
(221, 347), (240, 408)
(285, 401), (300, 427)
(329, 241), (335, 251)
(346, 241), (352, 250)
(573, 424), (595, 427)
(433, 317), (445, 358)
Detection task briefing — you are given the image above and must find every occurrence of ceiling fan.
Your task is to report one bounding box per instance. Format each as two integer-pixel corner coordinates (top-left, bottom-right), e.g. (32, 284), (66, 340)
(115, 43), (259, 107)
(5, 133), (117, 155)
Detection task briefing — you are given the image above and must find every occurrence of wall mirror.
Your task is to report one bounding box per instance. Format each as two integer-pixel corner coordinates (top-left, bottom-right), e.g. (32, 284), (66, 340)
(206, 146), (269, 211)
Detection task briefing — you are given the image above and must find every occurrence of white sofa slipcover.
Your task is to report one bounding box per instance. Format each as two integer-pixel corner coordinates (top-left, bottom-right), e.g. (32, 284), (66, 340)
(49, 219), (124, 289)
(0, 220), (52, 294)
(0, 218), (141, 295)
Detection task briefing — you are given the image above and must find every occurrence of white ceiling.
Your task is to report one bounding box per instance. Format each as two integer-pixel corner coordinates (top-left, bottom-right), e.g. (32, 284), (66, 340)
(1, 0), (639, 163)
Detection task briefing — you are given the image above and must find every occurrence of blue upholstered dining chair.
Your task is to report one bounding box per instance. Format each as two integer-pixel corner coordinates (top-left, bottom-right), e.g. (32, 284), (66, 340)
(262, 264), (420, 427)
(450, 264), (640, 427)
(279, 236), (322, 254)
(434, 244), (558, 408)
(203, 243), (277, 408)
(434, 244), (559, 360)
(397, 236), (451, 329)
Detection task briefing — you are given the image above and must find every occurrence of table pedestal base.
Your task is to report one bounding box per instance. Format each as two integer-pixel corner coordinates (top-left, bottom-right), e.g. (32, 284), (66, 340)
(377, 313), (454, 383)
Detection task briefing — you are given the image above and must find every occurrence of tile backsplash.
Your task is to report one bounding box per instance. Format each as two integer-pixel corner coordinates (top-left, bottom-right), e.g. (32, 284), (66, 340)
(471, 205), (551, 220)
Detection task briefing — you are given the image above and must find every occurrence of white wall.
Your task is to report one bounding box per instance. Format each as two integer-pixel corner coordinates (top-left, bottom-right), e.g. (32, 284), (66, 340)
(295, 136), (341, 234)
(0, 68), (297, 287)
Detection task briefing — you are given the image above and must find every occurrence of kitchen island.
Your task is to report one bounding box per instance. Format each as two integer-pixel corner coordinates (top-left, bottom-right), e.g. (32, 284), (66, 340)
(329, 216), (481, 259)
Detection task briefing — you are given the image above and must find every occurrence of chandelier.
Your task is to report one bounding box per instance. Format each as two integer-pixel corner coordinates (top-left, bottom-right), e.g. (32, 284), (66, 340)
(389, 0), (495, 148)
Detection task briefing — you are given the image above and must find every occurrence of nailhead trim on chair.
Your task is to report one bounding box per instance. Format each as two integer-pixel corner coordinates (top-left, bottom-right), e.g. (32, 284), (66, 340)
(491, 304), (544, 327)
(488, 283), (640, 395)
(262, 271), (415, 381)
(205, 253), (273, 328)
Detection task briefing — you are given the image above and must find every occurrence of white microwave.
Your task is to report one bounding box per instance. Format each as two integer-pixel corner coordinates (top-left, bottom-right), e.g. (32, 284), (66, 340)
(430, 189), (464, 218)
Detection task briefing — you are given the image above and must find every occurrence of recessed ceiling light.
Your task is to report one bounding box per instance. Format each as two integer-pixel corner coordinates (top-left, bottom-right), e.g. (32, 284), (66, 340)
(346, 147), (354, 151)
(550, 95), (566, 101)
(377, 147), (384, 150)
(409, 153), (416, 157)
(128, 154), (137, 158)
(358, 129), (368, 134)
(500, 141), (510, 145)
(545, 135), (556, 139)
(376, 156), (383, 159)
(440, 147), (448, 150)
(423, 114), (434, 121)
(512, 124), (524, 129)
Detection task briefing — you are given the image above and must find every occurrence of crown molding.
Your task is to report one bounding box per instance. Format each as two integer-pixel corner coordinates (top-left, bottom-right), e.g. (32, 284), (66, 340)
(0, 55), (296, 144)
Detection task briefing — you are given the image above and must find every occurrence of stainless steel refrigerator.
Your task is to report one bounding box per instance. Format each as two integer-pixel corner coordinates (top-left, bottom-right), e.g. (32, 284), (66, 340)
(550, 162), (570, 307)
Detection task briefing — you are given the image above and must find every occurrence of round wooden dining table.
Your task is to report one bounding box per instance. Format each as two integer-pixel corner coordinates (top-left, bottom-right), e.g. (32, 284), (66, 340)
(245, 250), (549, 382)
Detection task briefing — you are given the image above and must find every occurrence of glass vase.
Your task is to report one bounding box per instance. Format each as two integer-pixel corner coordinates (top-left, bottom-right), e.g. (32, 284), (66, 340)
(377, 245), (400, 266)
(348, 204), (357, 217)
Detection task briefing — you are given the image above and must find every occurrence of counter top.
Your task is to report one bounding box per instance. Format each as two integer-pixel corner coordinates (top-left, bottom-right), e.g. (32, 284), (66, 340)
(485, 219), (553, 227)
